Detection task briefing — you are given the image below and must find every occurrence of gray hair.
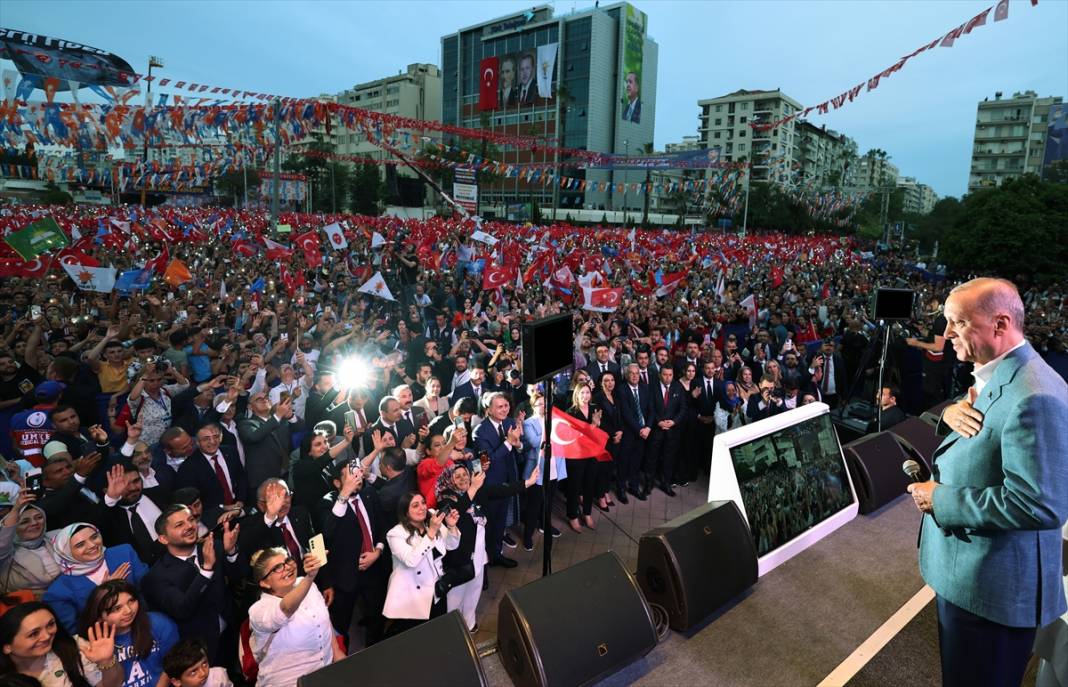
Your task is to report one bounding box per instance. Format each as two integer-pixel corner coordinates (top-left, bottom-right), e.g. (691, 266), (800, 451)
(950, 278), (1025, 330)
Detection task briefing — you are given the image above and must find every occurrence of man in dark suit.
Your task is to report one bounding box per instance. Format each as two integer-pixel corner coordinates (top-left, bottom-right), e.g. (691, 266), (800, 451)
(316, 461), (389, 648)
(908, 278), (1068, 687)
(618, 364), (652, 502)
(689, 361), (726, 484)
(393, 384), (429, 436)
(876, 384), (907, 430)
(237, 479), (313, 570)
(449, 365), (490, 405)
(585, 344), (622, 385)
(362, 395), (415, 456)
(101, 462), (166, 564)
(809, 339), (847, 408)
(473, 392), (522, 568)
(238, 390), (292, 497)
(372, 447), (415, 531)
(747, 374), (787, 422)
(646, 366), (686, 497)
(142, 504), (244, 667)
(621, 71), (641, 123)
(176, 423), (247, 528)
(172, 382), (222, 437)
(673, 341), (703, 378)
(516, 52), (536, 106)
(634, 349), (655, 387)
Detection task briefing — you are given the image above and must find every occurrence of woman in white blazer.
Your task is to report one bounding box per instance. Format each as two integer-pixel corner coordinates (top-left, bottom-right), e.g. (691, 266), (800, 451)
(413, 377), (450, 419)
(382, 491), (461, 637)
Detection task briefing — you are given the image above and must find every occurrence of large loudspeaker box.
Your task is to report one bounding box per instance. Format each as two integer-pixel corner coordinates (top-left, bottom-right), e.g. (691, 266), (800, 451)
(637, 500), (758, 631)
(297, 611), (486, 687)
(843, 431), (925, 514)
(888, 416), (942, 466)
(497, 552), (657, 687)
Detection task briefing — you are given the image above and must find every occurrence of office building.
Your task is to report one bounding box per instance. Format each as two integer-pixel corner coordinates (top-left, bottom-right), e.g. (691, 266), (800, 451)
(968, 90), (1063, 191)
(441, 3), (658, 215)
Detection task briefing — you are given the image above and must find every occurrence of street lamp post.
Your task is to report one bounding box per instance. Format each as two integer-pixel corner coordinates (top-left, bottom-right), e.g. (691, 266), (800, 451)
(140, 55), (164, 207)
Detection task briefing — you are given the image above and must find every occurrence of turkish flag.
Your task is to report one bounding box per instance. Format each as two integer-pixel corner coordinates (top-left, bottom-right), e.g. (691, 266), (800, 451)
(582, 286), (623, 313)
(144, 245), (169, 275)
(56, 248), (100, 269)
(479, 57), (499, 111)
(550, 407), (611, 462)
(264, 238), (293, 261)
(482, 264), (515, 290)
(294, 230), (321, 267)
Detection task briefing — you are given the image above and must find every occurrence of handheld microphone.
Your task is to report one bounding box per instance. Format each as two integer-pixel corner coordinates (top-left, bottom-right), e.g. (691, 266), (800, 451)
(902, 459), (923, 483)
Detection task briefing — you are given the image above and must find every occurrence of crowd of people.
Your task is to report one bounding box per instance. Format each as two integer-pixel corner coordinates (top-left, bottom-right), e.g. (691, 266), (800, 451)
(0, 201), (1065, 686)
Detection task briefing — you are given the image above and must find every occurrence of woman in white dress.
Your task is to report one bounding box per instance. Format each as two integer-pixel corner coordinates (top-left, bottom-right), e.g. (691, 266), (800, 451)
(248, 547), (343, 687)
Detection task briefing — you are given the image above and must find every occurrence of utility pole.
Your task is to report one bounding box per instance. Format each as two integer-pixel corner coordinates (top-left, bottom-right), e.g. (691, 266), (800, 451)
(140, 56), (164, 207)
(741, 162), (751, 239)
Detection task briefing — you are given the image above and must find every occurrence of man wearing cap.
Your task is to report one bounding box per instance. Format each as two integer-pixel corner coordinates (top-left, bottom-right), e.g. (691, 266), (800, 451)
(9, 381), (65, 466)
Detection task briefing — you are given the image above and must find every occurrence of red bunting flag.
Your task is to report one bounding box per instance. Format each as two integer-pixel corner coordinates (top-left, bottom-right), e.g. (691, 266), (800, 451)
(550, 407), (611, 462)
(994, 0), (1009, 21)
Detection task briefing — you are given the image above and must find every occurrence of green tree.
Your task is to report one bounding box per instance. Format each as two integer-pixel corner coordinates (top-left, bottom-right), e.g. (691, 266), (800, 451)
(941, 175), (1068, 282)
(1043, 159), (1068, 184)
(350, 163), (383, 215)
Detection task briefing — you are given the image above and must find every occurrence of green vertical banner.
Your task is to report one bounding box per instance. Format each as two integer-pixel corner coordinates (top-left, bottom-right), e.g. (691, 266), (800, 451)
(620, 3), (647, 124)
(4, 216), (69, 260)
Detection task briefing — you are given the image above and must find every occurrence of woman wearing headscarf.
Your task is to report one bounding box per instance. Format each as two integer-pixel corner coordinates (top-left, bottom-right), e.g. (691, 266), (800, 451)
(434, 461), (539, 632)
(42, 523), (148, 634)
(1, 491), (60, 596)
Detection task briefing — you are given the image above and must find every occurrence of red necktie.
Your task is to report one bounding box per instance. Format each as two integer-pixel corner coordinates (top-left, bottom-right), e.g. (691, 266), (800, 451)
(278, 522), (300, 561)
(357, 408), (367, 428)
(352, 498), (374, 554)
(663, 386), (669, 407)
(211, 454), (234, 505)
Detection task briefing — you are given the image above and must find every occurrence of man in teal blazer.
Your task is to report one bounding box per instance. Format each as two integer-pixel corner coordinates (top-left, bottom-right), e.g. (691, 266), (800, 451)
(908, 277), (1068, 687)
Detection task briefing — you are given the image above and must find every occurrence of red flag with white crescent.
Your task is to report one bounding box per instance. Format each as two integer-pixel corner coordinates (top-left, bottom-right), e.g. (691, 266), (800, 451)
(294, 230), (322, 267)
(482, 264), (515, 290)
(582, 286), (623, 313)
(550, 407), (611, 461)
(479, 57), (499, 111)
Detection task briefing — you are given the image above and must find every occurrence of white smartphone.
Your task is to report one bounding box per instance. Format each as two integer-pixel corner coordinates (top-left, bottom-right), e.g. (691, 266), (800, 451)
(308, 533), (327, 566)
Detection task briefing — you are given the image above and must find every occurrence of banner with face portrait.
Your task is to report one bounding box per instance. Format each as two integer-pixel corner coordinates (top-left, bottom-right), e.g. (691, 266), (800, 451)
(484, 48), (553, 111)
(619, 4), (647, 124)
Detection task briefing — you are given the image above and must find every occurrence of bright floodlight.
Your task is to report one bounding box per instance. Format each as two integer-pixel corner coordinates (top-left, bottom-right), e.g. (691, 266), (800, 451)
(336, 357), (369, 389)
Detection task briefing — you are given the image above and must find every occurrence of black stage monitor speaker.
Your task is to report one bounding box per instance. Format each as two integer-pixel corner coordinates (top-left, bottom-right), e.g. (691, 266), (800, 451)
(297, 611), (487, 687)
(889, 416), (942, 467)
(498, 552), (657, 687)
(637, 500), (758, 631)
(522, 313), (575, 382)
(918, 398), (954, 428)
(843, 431), (923, 514)
(873, 287), (915, 321)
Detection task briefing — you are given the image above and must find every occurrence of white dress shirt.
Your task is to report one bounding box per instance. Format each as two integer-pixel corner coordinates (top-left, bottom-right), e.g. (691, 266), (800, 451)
(249, 580), (333, 687)
(972, 339), (1026, 395)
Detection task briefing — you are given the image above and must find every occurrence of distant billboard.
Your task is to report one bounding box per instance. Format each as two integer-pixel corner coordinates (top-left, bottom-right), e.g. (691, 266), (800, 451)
(1042, 103), (1067, 172)
(619, 4), (647, 124)
(479, 44), (557, 111)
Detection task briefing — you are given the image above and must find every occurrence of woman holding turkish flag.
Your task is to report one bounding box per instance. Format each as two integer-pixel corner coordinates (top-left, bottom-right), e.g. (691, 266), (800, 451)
(560, 385), (608, 534)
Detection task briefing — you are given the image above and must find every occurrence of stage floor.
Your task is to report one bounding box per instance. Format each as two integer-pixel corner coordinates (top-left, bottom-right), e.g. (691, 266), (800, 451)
(472, 479), (934, 686)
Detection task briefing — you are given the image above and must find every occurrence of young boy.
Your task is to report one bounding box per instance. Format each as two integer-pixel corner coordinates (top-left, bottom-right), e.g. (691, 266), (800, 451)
(163, 639), (233, 687)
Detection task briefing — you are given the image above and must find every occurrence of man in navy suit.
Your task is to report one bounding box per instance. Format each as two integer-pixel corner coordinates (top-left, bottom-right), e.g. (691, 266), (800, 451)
(450, 365), (491, 405)
(362, 395), (416, 456)
(689, 360), (726, 484)
(237, 391), (292, 497)
(646, 366), (685, 497)
(473, 392), (522, 568)
(316, 461), (389, 647)
(746, 374), (787, 422)
(176, 423), (247, 528)
(142, 504), (244, 667)
(619, 364), (652, 502)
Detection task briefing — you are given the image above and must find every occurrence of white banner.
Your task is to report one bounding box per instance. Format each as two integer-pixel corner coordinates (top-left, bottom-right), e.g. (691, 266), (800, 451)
(536, 43), (558, 99)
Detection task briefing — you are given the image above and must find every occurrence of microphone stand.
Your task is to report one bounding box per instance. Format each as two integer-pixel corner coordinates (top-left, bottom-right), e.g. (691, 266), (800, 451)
(875, 319), (891, 433)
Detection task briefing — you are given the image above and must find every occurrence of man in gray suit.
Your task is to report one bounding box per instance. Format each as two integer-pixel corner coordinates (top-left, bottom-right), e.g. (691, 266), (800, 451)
(908, 277), (1068, 687)
(238, 390), (293, 497)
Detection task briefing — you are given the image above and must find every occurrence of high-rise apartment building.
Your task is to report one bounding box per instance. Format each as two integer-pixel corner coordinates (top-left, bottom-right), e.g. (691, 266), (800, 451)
(441, 3), (657, 214)
(697, 89), (801, 184)
(968, 90), (1063, 191)
(796, 121), (857, 191)
(897, 176), (938, 215)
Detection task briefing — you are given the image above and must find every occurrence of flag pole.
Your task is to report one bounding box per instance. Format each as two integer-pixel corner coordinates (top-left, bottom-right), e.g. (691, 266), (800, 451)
(542, 376), (554, 578)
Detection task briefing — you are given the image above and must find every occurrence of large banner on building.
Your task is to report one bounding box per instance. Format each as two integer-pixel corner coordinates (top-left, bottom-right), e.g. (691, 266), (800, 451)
(1042, 103), (1067, 173)
(589, 148), (723, 170)
(453, 166), (478, 215)
(619, 4), (647, 124)
(0, 28), (135, 88)
(478, 46), (556, 111)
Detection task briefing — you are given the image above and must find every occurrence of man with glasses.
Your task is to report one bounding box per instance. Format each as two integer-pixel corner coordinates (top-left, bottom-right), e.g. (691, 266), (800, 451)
(238, 390), (293, 497)
(176, 423), (247, 528)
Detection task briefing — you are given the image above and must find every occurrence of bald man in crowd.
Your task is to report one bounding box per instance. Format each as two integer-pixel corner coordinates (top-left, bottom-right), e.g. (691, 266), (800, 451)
(908, 277), (1068, 687)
